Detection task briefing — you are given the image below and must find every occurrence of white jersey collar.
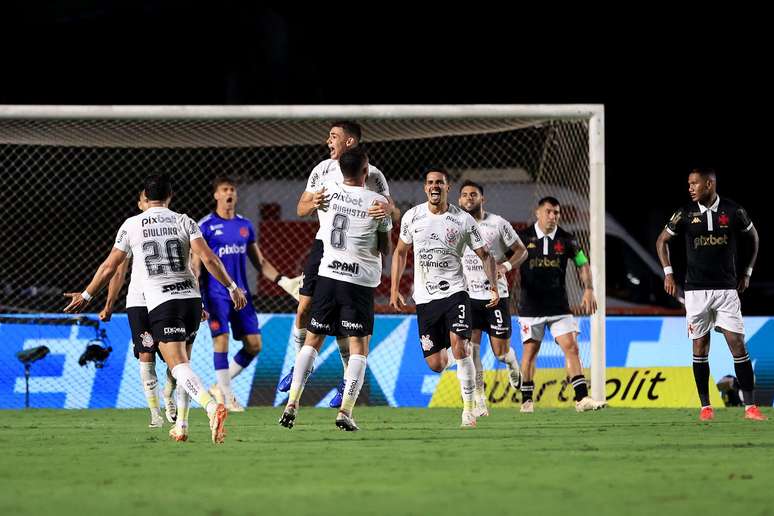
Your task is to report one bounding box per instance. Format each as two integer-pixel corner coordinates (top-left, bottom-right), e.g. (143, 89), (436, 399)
(698, 195), (720, 214)
(534, 222), (557, 240)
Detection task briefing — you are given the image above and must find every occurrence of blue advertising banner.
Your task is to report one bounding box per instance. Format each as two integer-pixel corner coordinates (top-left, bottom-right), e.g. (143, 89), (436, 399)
(2, 314), (773, 409)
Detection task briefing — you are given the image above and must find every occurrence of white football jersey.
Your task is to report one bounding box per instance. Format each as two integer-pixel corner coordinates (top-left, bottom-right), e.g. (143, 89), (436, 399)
(400, 202), (485, 304)
(124, 248), (146, 308)
(305, 158), (390, 240)
(317, 183), (392, 288)
(462, 212), (521, 300)
(113, 207), (202, 312)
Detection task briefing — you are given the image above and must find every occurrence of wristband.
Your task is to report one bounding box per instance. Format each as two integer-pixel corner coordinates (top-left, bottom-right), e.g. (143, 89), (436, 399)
(746, 267), (753, 278)
(274, 274), (284, 284)
(663, 266), (673, 276)
(81, 290), (93, 301)
(501, 261), (513, 272)
(227, 281), (238, 293)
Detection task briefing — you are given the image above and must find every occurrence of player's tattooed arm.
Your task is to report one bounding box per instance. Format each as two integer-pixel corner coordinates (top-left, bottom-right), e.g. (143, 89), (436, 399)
(99, 256), (129, 321)
(577, 264), (597, 315)
(738, 224), (759, 294)
(656, 228), (678, 298)
(64, 248), (128, 313)
(474, 246), (500, 308)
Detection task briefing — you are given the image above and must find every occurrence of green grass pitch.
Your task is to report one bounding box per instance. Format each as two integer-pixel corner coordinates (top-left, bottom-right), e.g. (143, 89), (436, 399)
(1, 407), (772, 516)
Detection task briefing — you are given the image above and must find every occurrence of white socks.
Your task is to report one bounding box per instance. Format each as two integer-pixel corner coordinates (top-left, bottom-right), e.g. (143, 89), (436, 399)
(292, 325), (307, 353)
(176, 386), (190, 429)
(341, 354), (367, 414)
(471, 343), (485, 397)
(163, 368), (176, 402)
(216, 369), (233, 402)
(139, 362), (161, 418)
(497, 348), (519, 373)
(228, 360), (244, 380)
(288, 346), (318, 407)
(456, 356), (476, 412)
(171, 363), (216, 417)
(445, 347), (456, 369)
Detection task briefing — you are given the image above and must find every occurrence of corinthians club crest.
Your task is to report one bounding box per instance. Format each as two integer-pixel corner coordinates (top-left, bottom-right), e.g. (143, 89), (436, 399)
(445, 227), (459, 245)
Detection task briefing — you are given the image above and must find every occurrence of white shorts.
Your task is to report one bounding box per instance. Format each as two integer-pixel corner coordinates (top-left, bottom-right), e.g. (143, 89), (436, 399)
(684, 289), (744, 339)
(518, 314), (578, 343)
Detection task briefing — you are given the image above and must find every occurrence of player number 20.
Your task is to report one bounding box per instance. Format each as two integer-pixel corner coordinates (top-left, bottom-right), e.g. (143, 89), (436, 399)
(331, 213), (350, 250)
(143, 238), (186, 276)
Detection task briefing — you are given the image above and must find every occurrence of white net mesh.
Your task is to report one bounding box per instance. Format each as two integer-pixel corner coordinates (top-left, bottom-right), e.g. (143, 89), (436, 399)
(0, 107), (595, 408)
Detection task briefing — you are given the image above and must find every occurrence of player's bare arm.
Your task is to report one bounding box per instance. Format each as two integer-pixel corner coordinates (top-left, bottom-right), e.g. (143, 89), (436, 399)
(99, 256), (129, 321)
(190, 238), (247, 310)
(390, 238), (410, 312)
(473, 246), (499, 308)
(64, 247), (128, 313)
(190, 252), (203, 282)
(367, 194), (396, 220)
(578, 264), (597, 315)
(377, 227), (392, 257)
(656, 228), (677, 298)
(297, 187), (329, 217)
(497, 240), (528, 276)
(248, 243), (281, 282)
(738, 225), (759, 294)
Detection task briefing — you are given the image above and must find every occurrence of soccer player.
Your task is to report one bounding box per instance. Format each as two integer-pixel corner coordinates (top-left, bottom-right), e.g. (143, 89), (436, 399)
(278, 121), (395, 409)
(98, 189), (178, 428)
(458, 180), (527, 417)
(279, 146), (392, 431)
(192, 176), (299, 412)
(656, 168), (764, 421)
(64, 175), (247, 444)
(516, 196), (604, 413)
(390, 168), (499, 428)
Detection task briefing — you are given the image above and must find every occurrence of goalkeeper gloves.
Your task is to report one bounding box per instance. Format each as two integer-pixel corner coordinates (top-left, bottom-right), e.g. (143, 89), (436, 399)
(276, 275), (302, 301)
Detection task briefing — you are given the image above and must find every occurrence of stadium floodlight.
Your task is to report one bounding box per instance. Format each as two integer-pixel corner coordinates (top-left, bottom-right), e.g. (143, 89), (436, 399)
(0, 104), (606, 404)
(16, 345), (50, 408)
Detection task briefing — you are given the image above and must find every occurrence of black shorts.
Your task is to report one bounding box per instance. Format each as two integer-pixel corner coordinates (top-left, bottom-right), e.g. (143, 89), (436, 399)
(148, 298), (201, 344)
(415, 291), (472, 358)
(127, 306), (160, 359)
(308, 276), (374, 337)
(299, 239), (324, 297)
(471, 297), (512, 339)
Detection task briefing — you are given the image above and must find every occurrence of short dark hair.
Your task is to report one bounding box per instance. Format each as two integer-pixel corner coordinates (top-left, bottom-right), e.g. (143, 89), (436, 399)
(459, 179), (484, 196)
(424, 166), (449, 182)
(144, 175), (172, 201)
(212, 176), (236, 192)
(330, 120), (362, 141)
(537, 196), (560, 207)
(339, 146), (368, 180)
(690, 167), (717, 181)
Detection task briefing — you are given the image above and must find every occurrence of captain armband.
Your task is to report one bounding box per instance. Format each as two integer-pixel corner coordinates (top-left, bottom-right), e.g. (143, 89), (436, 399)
(573, 250), (589, 267)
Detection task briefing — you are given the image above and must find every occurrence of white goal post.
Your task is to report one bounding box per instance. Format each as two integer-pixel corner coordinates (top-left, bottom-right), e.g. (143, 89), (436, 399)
(0, 104), (606, 403)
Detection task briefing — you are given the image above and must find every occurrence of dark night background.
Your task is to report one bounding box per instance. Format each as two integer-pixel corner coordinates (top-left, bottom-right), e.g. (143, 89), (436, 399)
(2, 4), (770, 311)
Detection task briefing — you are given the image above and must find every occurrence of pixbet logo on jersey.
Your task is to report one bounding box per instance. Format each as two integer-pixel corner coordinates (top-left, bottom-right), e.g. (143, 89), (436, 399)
(218, 244), (246, 257)
(693, 234), (728, 248)
(141, 214), (176, 226)
(330, 191), (364, 207)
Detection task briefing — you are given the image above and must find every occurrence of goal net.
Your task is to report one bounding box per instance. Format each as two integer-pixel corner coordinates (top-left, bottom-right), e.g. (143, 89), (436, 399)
(0, 105), (605, 408)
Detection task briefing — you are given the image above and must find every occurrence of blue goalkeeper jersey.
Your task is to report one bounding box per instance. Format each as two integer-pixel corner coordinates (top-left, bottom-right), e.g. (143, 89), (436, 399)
(198, 212), (255, 299)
